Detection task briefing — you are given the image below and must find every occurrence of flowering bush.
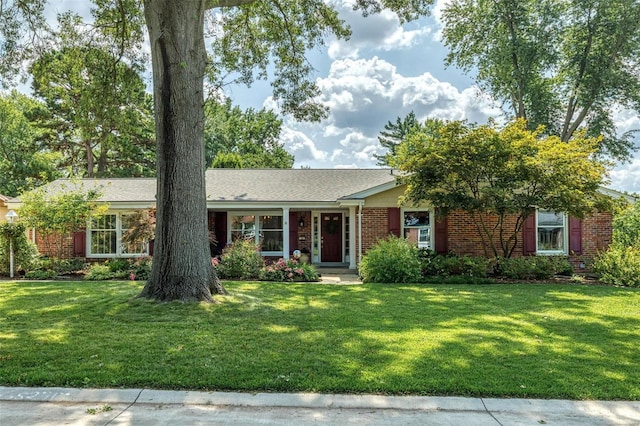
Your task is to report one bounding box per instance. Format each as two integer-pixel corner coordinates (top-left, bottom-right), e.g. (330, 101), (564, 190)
(259, 258), (319, 282)
(216, 239), (263, 279)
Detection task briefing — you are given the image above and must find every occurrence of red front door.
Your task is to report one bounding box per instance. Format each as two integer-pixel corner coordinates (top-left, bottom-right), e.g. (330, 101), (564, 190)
(321, 213), (342, 262)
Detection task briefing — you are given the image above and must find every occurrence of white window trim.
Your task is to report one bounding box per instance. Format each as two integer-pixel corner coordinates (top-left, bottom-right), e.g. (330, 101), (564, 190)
(401, 208), (434, 250)
(535, 210), (568, 255)
(86, 211), (149, 258)
(228, 211), (284, 257)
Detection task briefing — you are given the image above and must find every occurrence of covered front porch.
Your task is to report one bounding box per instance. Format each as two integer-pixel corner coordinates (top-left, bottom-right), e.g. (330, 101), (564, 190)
(207, 204), (362, 269)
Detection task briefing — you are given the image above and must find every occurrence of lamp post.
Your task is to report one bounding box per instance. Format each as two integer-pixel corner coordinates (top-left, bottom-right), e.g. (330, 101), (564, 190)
(5, 209), (18, 278)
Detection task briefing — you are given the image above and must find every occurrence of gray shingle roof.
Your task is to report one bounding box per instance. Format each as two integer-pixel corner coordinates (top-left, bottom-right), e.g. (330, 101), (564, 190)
(26, 169), (400, 204)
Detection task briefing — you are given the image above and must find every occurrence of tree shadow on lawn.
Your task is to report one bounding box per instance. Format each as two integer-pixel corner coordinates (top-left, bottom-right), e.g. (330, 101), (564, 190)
(0, 280), (638, 399)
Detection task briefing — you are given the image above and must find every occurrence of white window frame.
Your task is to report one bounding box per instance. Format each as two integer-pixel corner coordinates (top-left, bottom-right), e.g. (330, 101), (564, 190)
(87, 211), (150, 258)
(401, 209), (434, 250)
(228, 211), (284, 257)
(536, 210), (568, 255)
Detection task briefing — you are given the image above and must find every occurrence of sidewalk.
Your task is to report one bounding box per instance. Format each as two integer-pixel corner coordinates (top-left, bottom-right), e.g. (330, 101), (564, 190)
(1, 387), (639, 425)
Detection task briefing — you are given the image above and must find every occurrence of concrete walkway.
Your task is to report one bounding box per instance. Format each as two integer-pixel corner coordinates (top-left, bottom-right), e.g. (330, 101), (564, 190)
(1, 387), (639, 425)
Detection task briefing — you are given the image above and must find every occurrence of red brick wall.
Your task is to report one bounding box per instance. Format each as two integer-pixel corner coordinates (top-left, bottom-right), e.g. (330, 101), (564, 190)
(34, 232), (75, 259)
(358, 208), (613, 267)
(360, 208), (391, 253)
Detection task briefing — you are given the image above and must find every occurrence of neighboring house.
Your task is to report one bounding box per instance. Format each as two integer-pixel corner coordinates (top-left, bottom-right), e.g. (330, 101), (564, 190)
(13, 169), (627, 269)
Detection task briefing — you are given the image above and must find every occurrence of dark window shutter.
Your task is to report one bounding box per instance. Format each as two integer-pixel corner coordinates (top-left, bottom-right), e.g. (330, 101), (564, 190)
(523, 214), (536, 255)
(215, 212), (227, 250)
(569, 217), (582, 255)
(434, 212), (448, 254)
(149, 240), (154, 256)
(388, 208), (401, 237)
(289, 211), (299, 252)
(73, 231), (86, 258)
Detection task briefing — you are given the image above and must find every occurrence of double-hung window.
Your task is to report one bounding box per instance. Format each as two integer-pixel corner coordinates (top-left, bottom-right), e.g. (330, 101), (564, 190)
(230, 213), (283, 255)
(403, 210), (432, 249)
(88, 212), (149, 257)
(536, 210), (567, 254)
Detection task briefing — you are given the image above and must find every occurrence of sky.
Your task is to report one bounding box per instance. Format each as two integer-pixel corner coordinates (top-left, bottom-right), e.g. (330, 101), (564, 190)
(42, 0), (640, 194)
(223, 0), (640, 195)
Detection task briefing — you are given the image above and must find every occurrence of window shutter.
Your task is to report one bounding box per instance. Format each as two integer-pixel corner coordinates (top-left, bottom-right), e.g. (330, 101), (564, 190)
(434, 211), (448, 254)
(569, 217), (582, 255)
(522, 214), (536, 255)
(388, 208), (401, 237)
(289, 211), (299, 252)
(73, 231), (86, 258)
(215, 212), (227, 250)
(149, 240), (154, 256)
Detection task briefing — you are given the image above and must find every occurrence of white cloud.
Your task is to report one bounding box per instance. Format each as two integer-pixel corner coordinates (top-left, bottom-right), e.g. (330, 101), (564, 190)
(327, 0), (432, 60)
(611, 160), (640, 194)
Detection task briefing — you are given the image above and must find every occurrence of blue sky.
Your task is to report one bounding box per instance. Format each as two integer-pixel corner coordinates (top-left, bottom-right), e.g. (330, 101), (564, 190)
(224, 0), (640, 194)
(43, 0), (639, 193)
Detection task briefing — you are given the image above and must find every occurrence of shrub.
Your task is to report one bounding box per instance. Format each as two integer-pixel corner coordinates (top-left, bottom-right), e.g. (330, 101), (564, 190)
(130, 257), (152, 281)
(259, 258), (319, 282)
(216, 239), (263, 280)
(547, 256), (574, 276)
(24, 269), (58, 280)
(359, 236), (421, 283)
(592, 245), (640, 287)
(107, 258), (131, 273)
(419, 250), (489, 278)
(497, 257), (554, 280)
(0, 223), (39, 275)
(84, 263), (129, 281)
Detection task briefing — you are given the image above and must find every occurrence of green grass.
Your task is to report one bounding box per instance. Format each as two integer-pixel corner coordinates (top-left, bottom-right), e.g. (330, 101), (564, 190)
(1, 280), (639, 400)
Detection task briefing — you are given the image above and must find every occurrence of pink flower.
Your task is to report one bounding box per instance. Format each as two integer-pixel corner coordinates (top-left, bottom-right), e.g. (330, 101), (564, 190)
(288, 272), (294, 278)
(129, 272), (136, 281)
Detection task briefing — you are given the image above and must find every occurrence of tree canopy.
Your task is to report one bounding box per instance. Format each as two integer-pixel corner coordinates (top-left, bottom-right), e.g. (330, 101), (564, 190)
(441, 0), (640, 161)
(0, 91), (61, 196)
(391, 118), (612, 258)
(205, 99), (293, 168)
(30, 13), (155, 178)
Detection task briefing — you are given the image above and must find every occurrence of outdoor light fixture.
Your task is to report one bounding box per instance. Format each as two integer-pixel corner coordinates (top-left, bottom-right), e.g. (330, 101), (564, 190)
(299, 214), (305, 228)
(5, 209), (18, 278)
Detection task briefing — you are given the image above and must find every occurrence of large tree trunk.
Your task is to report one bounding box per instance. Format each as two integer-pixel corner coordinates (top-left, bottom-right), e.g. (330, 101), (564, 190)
(140, 0), (226, 302)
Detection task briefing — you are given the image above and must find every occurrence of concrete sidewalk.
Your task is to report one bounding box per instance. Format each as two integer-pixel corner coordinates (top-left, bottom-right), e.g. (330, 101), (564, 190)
(1, 387), (639, 425)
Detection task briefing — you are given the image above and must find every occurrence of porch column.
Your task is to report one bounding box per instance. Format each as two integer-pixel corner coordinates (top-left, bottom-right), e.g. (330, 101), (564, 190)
(349, 206), (357, 269)
(283, 207), (290, 260)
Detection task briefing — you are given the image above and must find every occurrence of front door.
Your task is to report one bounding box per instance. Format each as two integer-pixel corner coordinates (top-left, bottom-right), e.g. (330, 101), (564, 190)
(321, 213), (342, 262)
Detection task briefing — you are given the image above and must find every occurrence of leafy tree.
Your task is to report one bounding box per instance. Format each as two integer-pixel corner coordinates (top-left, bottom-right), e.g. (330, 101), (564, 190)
(30, 13), (155, 178)
(205, 99), (293, 168)
(612, 202), (640, 248)
(0, 0), (434, 302)
(0, 91), (62, 196)
(390, 119), (611, 258)
(18, 182), (108, 262)
(441, 0), (640, 161)
(375, 111), (422, 166)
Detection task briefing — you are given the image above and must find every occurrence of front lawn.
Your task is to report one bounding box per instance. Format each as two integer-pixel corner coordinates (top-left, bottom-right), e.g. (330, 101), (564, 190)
(0, 280), (639, 400)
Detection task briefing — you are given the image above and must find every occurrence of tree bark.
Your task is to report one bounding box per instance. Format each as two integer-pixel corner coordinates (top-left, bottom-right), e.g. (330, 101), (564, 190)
(140, 0), (226, 302)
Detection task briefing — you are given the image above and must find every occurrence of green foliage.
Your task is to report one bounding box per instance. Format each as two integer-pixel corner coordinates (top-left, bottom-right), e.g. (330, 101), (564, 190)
(441, 0), (640, 160)
(84, 264), (126, 281)
(30, 13), (155, 178)
(375, 111), (423, 166)
(359, 236), (422, 283)
(0, 91), (62, 196)
(205, 99), (293, 169)
(0, 223), (39, 275)
(419, 250), (489, 278)
(215, 239), (263, 280)
(259, 258), (319, 282)
(612, 202), (640, 248)
(24, 269), (58, 280)
(593, 246), (640, 287)
(33, 257), (86, 275)
(19, 181), (108, 260)
(393, 118), (611, 258)
(496, 256), (573, 280)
